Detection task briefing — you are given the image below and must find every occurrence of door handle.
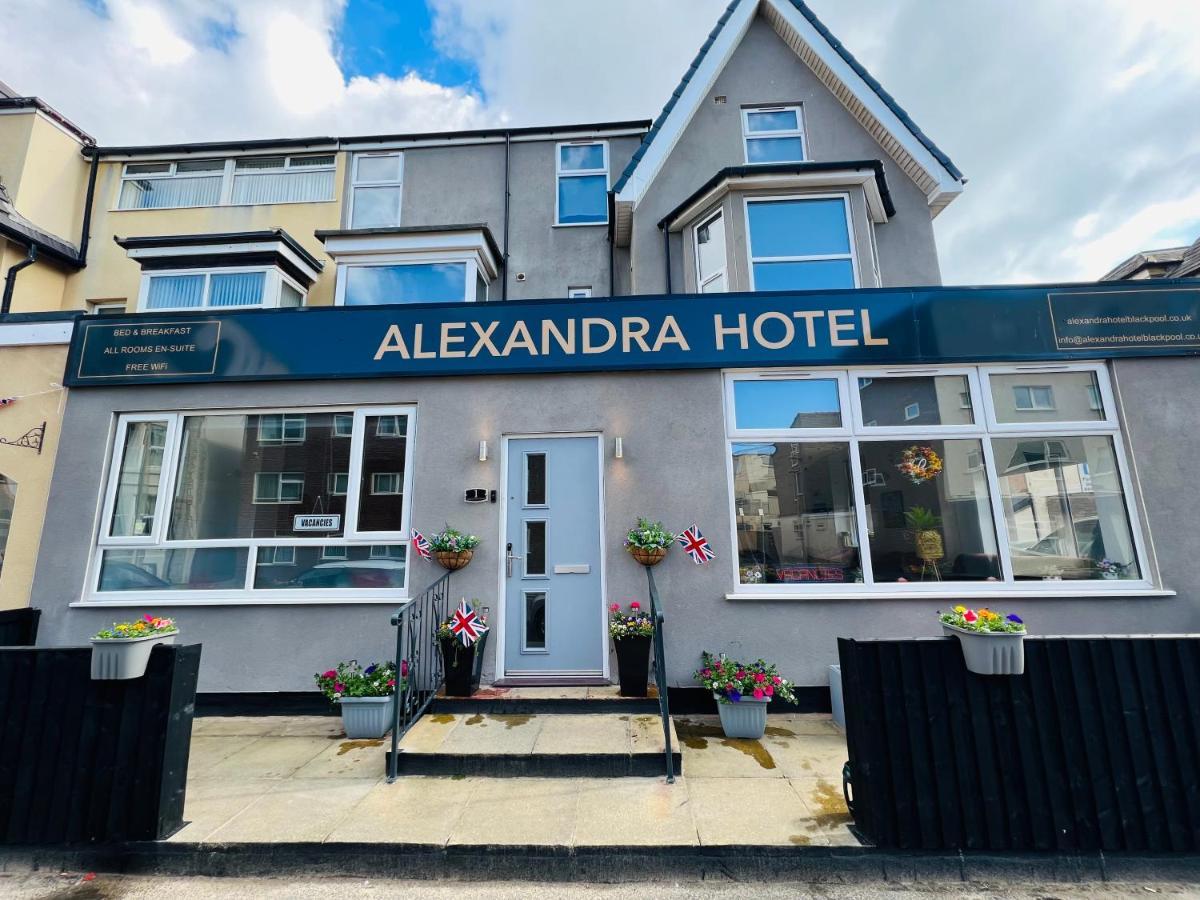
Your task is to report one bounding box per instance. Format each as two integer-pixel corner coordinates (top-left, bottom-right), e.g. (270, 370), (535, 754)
(506, 542), (522, 578)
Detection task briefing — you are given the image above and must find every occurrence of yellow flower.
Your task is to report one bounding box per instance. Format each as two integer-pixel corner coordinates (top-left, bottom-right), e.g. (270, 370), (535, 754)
(953, 605), (966, 614)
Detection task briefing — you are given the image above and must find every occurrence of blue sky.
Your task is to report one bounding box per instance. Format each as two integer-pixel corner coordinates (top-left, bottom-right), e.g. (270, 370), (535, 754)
(339, 0), (481, 93)
(1, 0), (1198, 284)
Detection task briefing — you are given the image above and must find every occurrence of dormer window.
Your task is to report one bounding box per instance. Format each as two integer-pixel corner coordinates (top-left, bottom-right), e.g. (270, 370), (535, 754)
(742, 106), (806, 164)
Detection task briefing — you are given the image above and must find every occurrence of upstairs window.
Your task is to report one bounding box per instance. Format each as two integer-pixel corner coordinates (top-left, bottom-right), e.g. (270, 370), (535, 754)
(140, 268), (306, 312)
(745, 195), (856, 291)
(742, 106), (806, 164)
(556, 141), (608, 226)
(694, 209), (728, 293)
(341, 262), (481, 306)
(349, 152), (403, 228)
(117, 154), (335, 210)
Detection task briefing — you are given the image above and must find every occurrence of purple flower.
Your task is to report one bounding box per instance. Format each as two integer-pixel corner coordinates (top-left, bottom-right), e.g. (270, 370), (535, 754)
(364, 664), (377, 675)
(729, 690), (742, 702)
(1007, 614), (1023, 624)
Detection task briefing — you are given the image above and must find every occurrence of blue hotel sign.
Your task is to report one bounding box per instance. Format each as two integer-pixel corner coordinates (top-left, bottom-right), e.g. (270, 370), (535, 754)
(65, 282), (1200, 387)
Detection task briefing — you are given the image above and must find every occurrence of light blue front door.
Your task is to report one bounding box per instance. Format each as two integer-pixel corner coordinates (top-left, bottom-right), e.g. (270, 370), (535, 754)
(504, 436), (604, 677)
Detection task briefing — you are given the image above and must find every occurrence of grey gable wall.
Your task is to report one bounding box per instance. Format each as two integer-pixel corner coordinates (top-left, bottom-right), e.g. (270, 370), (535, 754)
(399, 135), (643, 300)
(629, 13), (942, 295)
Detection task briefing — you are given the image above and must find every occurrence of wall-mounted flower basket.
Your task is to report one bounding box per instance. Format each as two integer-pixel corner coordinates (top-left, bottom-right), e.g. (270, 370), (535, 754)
(940, 607), (1027, 676)
(435, 549), (474, 571)
(629, 546), (666, 567)
(90, 616), (179, 680)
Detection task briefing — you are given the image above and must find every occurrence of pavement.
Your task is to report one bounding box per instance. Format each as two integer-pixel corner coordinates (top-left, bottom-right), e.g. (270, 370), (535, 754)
(175, 711), (857, 847)
(3, 873), (1197, 898)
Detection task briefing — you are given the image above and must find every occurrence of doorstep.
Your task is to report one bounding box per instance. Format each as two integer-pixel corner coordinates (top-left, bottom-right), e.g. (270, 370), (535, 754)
(432, 683), (660, 715)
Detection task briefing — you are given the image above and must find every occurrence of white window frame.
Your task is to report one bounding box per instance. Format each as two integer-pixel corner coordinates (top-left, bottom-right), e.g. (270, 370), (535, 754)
(723, 363), (1153, 598)
(555, 140), (609, 227)
(742, 104), (806, 164)
(567, 286), (593, 299)
(328, 472), (349, 496)
(370, 472), (404, 496)
(257, 413), (307, 445)
(116, 154), (336, 211)
(252, 472), (305, 505)
(693, 208), (729, 294)
(136, 266), (307, 313)
(333, 413), (354, 438)
(1012, 385), (1055, 411)
(258, 546), (296, 566)
(87, 404), (416, 604)
(743, 193), (859, 291)
(333, 253), (484, 306)
(347, 151), (404, 228)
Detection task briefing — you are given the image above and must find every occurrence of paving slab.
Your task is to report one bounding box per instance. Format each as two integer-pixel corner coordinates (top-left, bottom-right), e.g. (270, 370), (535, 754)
(187, 735), (263, 776)
(574, 777), (698, 846)
(168, 777), (279, 843)
(191, 717), (284, 738)
(204, 736), (334, 779)
(447, 777), (579, 846)
(206, 777), (378, 843)
(397, 712), (458, 752)
(435, 713), (545, 755)
(675, 717), (786, 778)
(294, 737), (389, 779)
(531, 713), (631, 754)
(787, 776), (858, 847)
(326, 775), (476, 845)
(687, 776), (815, 846)
(765, 733), (850, 783)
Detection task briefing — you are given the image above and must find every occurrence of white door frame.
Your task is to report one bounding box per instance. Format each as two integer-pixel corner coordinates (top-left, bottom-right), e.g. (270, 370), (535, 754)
(495, 432), (609, 681)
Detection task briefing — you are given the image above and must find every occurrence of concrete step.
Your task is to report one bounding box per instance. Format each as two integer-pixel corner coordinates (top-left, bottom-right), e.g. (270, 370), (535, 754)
(386, 711), (681, 778)
(431, 684), (660, 716)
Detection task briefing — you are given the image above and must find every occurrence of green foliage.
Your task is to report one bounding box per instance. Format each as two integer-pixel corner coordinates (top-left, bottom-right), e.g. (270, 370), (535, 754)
(624, 517), (675, 550)
(93, 614), (177, 641)
(939, 605), (1026, 634)
(609, 601), (654, 639)
(694, 651), (798, 705)
(314, 660), (400, 701)
(428, 525), (481, 552)
(904, 505), (942, 531)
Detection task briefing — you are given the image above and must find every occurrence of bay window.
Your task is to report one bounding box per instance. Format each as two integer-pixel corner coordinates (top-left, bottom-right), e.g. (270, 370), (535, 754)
(341, 261), (476, 306)
(92, 406), (415, 601)
(745, 195), (857, 291)
(139, 268), (306, 312)
(726, 364), (1149, 593)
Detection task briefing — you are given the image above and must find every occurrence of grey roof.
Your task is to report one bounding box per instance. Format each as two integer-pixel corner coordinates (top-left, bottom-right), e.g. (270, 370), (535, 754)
(115, 228), (323, 272)
(1100, 241), (1197, 281)
(613, 0), (963, 195)
(0, 182), (82, 268)
(1171, 236), (1200, 278)
(315, 223), (504, 264)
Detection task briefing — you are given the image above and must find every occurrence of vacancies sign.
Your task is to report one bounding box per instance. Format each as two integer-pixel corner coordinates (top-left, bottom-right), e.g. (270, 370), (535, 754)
(65, 283), (1200, 386)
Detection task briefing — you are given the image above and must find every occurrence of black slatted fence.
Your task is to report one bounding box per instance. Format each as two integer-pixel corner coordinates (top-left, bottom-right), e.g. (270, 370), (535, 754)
(0, 608), (40, 646)
(0, 643), (200, 844)
(838, 636), (1200, 852)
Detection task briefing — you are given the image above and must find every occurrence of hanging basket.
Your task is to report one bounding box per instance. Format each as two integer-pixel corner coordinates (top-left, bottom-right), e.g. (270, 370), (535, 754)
(628, 546), (667, 567)
(435, 549), (474, 571)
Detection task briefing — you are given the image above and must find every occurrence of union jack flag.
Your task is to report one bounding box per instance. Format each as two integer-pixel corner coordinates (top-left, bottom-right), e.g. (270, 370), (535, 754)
(677, 524), (715, 564)
(411, 528), (432, 560)
(450, 598), (488, 647)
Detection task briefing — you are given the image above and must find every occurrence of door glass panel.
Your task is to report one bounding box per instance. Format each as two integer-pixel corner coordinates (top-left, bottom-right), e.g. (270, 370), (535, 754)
(525, 521), (547, 576)
(110, 421), (168, 537)
(733, 379), (841, 430)
(358, 414), (408, 533)
(992, 435), (1140, 580)
(858, 439), (1001, 583)
(524, 591), (547, 650)
(525, 453), (546, 505)
(989, 371), (1105, 423)
(858, 375), (974, 427)
(731, 442), (860, 584)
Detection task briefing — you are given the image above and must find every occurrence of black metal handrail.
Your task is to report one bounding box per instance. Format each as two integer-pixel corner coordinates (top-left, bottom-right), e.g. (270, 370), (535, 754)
(387, 571), (451, 782)
(645, 566), (675, 783)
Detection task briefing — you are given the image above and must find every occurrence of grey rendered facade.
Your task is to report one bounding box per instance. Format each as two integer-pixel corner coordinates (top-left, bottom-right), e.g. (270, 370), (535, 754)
(28, 0), (1200, 692)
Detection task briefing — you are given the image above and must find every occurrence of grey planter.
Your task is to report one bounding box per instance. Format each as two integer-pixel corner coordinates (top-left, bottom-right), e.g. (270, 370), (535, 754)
(714, 692), (770, 739)
(90, 632), (177, 680)
(339, 695), (396, 739)
(943, 624), (1025, 675)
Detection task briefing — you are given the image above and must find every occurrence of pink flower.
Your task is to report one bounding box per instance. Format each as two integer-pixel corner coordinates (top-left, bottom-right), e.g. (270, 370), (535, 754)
(725, 683), (735, 693)
(753, 687), (765, 699)
(334, 683), (345, 693)
(322, 670), (337, 679)
(754, 673), (766, 683)
(701, 668), (711, 677)
(609, 603), (620, 612)
(773, 676), (782, 685)
(764, 684), (774, 697)
(963, 609), (978, 623)
(735, 670), (746, 680)
(401, 660), (409, 677)
(630, 601), (640, 609)
(387, 679), (396, 688)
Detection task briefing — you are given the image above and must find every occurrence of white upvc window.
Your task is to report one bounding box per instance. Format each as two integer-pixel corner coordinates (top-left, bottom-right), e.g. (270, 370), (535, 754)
(89, 405), (416, 603)
(724, 363), (1150, 596)
(117, 154), (335, 210)
(744, 194), (858, 292)
(137, 266), (306, 312)
(567, 286), (593, 299)
(742, 105), (806, 164)
(555, 141), (608, 226)
(336, 256), (486, 306)
(693, 208), (728, 293)
(348, 152), (403, 228)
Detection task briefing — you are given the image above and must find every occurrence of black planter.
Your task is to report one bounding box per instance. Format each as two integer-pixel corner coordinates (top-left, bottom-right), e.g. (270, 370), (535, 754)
(614, 635), (652, 697)
(441, 632), (488, 697)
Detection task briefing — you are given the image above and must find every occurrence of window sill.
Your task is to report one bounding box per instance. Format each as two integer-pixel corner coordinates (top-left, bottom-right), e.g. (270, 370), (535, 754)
(725, 587), (1177, 601)
(552, 221), (608, 228)
(71, 596), (409, 608)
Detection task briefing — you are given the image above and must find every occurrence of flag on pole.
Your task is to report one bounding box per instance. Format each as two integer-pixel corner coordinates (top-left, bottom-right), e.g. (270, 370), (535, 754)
(677, 524), (715, 564)
(450, 598), (488, 647)
(411, 528), (432, 560)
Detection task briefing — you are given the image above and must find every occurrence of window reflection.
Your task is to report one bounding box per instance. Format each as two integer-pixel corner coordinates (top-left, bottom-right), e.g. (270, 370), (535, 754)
(99, 548), (248, 591)
(252, 544), (407, 589)
(858, 375), (973, 427)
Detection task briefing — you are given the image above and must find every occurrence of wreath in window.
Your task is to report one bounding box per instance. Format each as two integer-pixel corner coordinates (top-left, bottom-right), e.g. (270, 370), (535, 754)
(896, 445), (943, 485)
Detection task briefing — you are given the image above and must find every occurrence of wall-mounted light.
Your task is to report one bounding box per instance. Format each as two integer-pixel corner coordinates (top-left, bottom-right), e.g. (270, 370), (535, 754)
(613, 437), (624, 459)
(478, 440), (488, 462)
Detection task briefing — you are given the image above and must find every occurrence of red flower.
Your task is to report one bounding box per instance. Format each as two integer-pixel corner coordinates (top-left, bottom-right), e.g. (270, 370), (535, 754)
(764, 684), (774, 697)
(752, 687), (765, 699)
(630, 601), (640, 609)
(773, 676), (782, 685)
(387, 679), (396, 687)
(322, 670), (337, 679)
(735, 670), (746, 679)
(334, 683), (345, 693)
(963, 609), (978, 623)
(754, 673), (766, 683)
(401, 660), (409, 677)
(609, 603), (620, 612)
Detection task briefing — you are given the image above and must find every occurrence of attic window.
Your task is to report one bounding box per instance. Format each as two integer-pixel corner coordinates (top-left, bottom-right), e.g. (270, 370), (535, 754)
(742, 106), (806, 164)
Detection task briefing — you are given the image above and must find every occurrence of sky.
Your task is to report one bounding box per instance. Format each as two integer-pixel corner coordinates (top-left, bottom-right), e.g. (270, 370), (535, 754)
(2, 0), (1199, 284)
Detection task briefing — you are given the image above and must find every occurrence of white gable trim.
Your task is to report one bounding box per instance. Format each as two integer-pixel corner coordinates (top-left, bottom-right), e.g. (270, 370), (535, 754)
(615, 0), (963, 216)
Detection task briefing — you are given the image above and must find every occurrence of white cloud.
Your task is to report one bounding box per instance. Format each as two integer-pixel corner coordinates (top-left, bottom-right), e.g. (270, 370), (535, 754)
(1, 0), (1197, 284)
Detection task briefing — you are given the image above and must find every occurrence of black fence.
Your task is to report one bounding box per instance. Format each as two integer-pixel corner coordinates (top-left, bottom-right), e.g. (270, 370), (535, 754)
(838, 635), (1200, 852)
(0, 643), (200, 844)
(0, 608), (40, 646)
